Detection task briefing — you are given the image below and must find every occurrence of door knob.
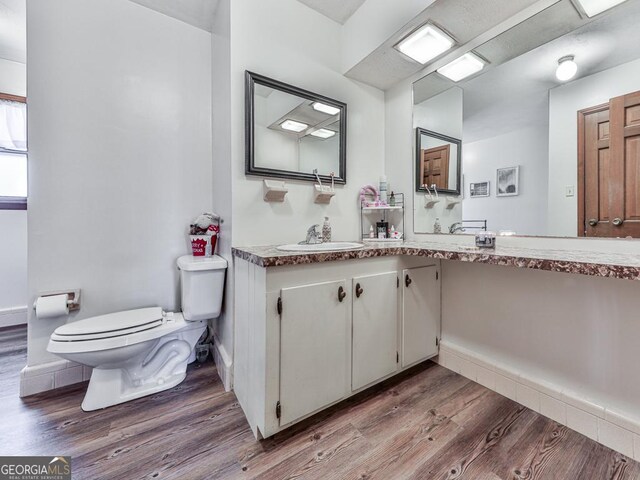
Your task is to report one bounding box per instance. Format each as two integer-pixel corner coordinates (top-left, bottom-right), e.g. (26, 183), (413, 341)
(405, 274), (412, 287)
(588, 219), (598, 227)
(613, 217), (623, 226)
(338, 286), (346, 302)
(355, 283), (364, 298)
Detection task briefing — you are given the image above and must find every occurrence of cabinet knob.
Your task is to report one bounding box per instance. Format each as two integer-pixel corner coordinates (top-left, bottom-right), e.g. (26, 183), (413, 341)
(355, 283), (364, 298)
(613, 217), (623, 226)
(588, 218), (597, 227)
(405, 274), (412, 287)
(338, 286), (346, 302)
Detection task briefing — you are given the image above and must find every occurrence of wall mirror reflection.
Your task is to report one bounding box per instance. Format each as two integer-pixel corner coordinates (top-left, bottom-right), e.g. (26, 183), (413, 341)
(415, 128), (461, 195)
(412, 0), (640, 239)
(245, 71), (347, 184)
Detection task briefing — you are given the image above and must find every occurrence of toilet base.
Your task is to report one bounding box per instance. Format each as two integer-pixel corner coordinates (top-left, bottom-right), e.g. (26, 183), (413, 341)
(82, 368), (187, 411)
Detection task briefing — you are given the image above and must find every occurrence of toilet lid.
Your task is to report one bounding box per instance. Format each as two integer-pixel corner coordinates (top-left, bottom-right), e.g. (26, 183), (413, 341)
(53, 307), (164, 337)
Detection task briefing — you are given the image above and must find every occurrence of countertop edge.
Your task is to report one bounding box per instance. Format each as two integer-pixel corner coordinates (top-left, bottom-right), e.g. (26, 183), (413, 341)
(230, 245), (640, 281)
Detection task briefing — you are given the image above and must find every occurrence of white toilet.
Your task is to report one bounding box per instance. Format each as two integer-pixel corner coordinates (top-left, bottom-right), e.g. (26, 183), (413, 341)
(47, 254), (227, 411)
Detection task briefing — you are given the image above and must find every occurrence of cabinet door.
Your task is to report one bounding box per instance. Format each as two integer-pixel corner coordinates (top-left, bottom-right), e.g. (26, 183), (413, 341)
(402, 265), (440, 367)
(279, 280), (350, 426)
(352, 272), (398, 390)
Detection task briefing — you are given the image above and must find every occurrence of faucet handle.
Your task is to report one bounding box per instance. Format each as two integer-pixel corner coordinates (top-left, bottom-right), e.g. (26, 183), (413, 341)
(307, 224), (320, 233)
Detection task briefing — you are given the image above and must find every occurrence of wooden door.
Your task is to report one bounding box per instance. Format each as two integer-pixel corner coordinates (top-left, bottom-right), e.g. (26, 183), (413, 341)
(352, 272), (398, 391)
(279, 280), (350, 426)
(609, 91), (640, 237)
(401, 266), (440, 368)
(579, 90), (640, 238)
(421, 145), (450, 190)
(580, 105), (611, 237)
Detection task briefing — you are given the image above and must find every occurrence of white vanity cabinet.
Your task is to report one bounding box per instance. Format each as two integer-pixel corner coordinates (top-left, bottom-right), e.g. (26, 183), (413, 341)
(234, 255), (440, 439)
(402, 265), (441, 367)
(352, 272), (399, 390)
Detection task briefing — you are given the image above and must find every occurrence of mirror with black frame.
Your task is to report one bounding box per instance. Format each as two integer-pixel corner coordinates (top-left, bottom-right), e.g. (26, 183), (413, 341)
(415, 128), (461, 195)
(412, 0), (640, 238)
(245, 71), (347, 184)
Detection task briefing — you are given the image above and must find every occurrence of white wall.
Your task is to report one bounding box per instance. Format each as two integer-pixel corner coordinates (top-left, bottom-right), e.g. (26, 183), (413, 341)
(230, 0), (385, 246)
(27, 0), (212, 366)
(442, 260), (640, 419)
(463, 124), (549, 235)
(548, 57), (640, 237)
(0, 58), (28, 327)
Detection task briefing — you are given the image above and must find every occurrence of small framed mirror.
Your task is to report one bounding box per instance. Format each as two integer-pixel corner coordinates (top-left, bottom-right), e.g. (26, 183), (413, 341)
(415, 128), (461, 195)
(245, 71), (347, 184)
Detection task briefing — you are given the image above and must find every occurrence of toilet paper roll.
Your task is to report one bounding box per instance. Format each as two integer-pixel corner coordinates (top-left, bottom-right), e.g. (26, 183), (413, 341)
(35, 294), (69, 319)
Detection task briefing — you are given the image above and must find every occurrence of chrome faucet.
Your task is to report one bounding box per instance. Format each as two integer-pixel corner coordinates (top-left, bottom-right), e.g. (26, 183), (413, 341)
(449, 222), (465, 234)
(301, 224), (322, 245)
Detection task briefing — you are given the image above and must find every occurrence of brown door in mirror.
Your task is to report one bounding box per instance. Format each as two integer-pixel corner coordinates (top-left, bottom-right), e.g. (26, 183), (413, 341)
(421, 145), (450, 190)
(579, 90), (640, 238)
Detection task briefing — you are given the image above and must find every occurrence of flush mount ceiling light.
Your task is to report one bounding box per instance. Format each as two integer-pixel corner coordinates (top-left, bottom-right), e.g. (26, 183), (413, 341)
(280, 120), (308, 132)
(396, 23), (455, 65)
(556, 55), (578, 81)
(574, 0), (628, 17)
(310, 129), (336, 139)
(312, 102), (340, 116)
(437, 52), (485, 82)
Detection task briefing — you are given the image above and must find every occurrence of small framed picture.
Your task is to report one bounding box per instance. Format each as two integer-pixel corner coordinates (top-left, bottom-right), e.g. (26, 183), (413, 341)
(469, 181), (490, 198)
(497, 166), (519, 197)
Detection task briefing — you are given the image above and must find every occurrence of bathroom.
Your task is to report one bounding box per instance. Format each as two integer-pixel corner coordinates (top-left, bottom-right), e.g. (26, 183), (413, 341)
(2, 0), (640, 478)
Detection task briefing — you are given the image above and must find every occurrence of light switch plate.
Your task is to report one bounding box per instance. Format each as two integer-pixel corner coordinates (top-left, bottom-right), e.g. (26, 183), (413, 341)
(565, 186), (575, 197)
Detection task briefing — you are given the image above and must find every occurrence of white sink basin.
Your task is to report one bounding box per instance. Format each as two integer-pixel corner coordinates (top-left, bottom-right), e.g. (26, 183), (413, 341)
(276, 242), (364, 253)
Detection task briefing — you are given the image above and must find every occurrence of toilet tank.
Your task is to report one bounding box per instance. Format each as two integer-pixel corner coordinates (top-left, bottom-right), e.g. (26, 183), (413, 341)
(177, 255), (228, 321)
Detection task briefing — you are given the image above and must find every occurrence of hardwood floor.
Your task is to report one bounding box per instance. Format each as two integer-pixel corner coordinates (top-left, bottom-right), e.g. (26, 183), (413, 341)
(1, 324), (639, 479)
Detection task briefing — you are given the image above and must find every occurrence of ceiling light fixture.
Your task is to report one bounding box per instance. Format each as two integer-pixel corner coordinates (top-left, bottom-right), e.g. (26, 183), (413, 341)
(396, 23), (455, 65)
(574, 0), (628, 17)
(310, 129), (336, 139)
(280, 120), (308, 132)
(312, 102), (341, 116)
(437, 52), (485, 82)
(556, 55), (578, 81)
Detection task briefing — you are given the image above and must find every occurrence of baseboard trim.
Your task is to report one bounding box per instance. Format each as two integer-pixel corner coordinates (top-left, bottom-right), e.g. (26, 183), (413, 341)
(435, 340), (640, 461)
(211, 335), (232, 392)
(20, 360), (91, 397)
(0, 306), (27, 328)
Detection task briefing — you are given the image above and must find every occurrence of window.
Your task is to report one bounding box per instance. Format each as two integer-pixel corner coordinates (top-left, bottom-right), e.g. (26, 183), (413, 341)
(0, 93), (27, 210)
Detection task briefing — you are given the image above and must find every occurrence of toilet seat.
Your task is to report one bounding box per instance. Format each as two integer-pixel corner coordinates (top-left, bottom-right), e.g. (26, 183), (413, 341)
(52, 307), (164, 339)
(48, 307), (196, 354)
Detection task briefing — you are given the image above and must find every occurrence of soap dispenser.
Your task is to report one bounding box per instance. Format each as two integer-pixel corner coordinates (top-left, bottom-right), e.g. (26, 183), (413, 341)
(434, 217), (442, 234)
(322, 217), (332, 242)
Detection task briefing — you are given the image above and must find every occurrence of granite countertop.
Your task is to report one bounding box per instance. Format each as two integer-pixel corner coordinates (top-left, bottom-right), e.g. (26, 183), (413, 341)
(231, 241), (640, 281)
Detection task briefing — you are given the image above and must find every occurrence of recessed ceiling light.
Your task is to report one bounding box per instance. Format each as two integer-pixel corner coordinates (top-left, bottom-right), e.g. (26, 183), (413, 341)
(574, 0), (628, 17)
(310, 129), (336, 139)
(556, 55), (578, 81)
(437, 52), (485, 82)
(280, 120), (308, 132)
(312, 102), (341, 116)
(396, 24), (455, 65)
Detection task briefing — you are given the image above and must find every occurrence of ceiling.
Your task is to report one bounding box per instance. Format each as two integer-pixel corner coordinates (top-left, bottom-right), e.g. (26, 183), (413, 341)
(345, 0), (545, 90)
(460, 0), (640, 142)
(0, 0), (26, 63)
(296, 0), (366, 24)
(129, 0), (220, 32)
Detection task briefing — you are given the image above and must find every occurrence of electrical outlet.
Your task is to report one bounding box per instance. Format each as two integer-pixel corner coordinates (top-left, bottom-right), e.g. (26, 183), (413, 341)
(565, 185), (575, 197)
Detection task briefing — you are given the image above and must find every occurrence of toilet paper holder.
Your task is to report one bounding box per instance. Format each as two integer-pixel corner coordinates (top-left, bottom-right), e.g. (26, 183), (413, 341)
(33, 289), (81, 312)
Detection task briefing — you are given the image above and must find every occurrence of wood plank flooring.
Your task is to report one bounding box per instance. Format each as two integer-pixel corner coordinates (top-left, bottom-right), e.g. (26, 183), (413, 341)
(1, 324), (639, 480)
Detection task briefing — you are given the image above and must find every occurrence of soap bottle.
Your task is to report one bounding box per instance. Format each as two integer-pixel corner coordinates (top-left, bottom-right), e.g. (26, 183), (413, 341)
(369, 225), (375, 239)
(389, 191), (396, 207)
(322, 217), (332, 242)
(434, 217), (442, 234)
